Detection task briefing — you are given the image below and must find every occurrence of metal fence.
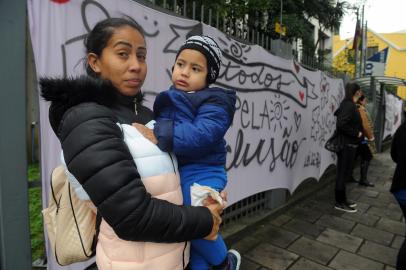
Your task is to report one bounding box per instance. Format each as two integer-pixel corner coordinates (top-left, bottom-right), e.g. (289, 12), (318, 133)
(139, 0), (334, 72)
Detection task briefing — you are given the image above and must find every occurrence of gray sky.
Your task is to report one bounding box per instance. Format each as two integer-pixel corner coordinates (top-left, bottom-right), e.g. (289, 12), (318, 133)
(339, 0), (406, 39)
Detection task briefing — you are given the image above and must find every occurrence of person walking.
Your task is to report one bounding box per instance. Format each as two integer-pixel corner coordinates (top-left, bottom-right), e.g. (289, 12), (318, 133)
(334, 82), (363, 213)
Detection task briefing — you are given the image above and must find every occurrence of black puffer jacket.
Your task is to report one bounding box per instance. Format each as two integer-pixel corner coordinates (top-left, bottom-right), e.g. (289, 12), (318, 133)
(391, 120), (406, 193)
(40, 76), (213, 242)
(335, 99), (363, 145)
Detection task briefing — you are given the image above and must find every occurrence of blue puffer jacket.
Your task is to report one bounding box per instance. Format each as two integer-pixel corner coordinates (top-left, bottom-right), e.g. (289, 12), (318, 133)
(153, 86), (236, 167)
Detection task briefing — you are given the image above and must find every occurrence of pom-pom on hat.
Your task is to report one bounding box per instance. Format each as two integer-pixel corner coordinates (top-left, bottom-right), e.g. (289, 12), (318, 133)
(175, 35), (222, 84)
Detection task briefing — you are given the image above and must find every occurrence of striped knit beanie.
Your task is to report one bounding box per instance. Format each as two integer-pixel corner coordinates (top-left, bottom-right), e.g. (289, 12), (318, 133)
(175, 35), (222, 84)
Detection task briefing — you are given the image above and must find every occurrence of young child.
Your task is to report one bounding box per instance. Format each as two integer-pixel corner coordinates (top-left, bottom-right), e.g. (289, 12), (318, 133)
(143, 35), (240, 270)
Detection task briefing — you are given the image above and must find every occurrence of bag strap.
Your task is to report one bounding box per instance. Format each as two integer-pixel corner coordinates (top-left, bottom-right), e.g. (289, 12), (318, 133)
(90, 211), (102, 256)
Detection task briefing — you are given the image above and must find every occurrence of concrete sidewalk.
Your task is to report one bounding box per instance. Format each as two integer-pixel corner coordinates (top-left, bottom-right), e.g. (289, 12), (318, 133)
(225, 151), (402, 270)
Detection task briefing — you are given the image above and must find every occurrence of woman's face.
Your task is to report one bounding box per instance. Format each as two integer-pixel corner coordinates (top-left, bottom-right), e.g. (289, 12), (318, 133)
(88, 26), (147, 96)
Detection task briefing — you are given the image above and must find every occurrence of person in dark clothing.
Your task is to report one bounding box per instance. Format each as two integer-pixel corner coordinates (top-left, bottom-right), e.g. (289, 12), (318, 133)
(40, 18), (223, 270)
(390, 107), (406, 270)
(334, 82), (363, 213)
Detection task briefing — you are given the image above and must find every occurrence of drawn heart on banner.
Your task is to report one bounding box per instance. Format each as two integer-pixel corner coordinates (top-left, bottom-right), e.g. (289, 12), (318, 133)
(299, 91), (305, 102)
(50, 0), (70, 3)
(294, 111), (302, 132)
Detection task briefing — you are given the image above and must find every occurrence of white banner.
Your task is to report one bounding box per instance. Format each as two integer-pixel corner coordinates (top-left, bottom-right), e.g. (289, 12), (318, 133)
(384, 92), (403, 139)
(28, 1), (344, 268)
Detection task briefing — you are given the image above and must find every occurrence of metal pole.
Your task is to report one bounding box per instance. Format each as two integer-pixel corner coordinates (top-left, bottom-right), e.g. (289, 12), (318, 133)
(0, 0), (31, 269)
(359, 5), (365, 77)
(192, 1), (196, 20)
(354, 8), (359, 78)
(363, 20), (368, 76)
(209, 9), (212, 26)
(183, 0), (186, 17)
(174, 0), (177, 13)
(201, 4), (204, 22)
(216, 9), (219, 29)
(280, 0), (283, 39)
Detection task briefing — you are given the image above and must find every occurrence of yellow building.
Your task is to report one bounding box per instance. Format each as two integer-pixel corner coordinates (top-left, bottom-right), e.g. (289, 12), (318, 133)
(333, 29), (406, 99)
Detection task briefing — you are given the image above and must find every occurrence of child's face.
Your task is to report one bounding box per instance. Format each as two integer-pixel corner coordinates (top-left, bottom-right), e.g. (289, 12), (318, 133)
(172, 49), (208, 92)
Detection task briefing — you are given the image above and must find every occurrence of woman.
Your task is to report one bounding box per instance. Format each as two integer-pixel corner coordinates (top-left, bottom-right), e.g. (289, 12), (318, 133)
(334, 82), (363, 213)
(40, 18), (223, 270)
(390, 107), (406, 270)
(356, 95), (375, 187)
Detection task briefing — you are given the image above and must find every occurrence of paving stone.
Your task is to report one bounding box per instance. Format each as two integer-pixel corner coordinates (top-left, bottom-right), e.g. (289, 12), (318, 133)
(253, 225), (300, 248)
(367, 206), (402, 221)
(317, 228), (363, 252)
(348, 188), (363, 200)
(358, 240), (397, 266)
(391, 235), (404, 249)
(328, 250), (384, 270)
(351, 223), (394, 246)
(376, 217), (405, 236)
(302, 199), (344, 217)
(358, 195), (389, 208)
(288, 237), (338, 265)
(362, 190), (380, 198)
(239, 257), (262, 270)
(286, 206), (323, 223)
(284, 218), (325, 239)
(270, 214), (292, 227)
(377, 193), (397, 204)
(288, 257), (332, 270)
(351, 201), (371, 214)
(385, 266), (396, 270)
(230, 236), (261, 253)
(315, 215), (356, 234)
(246, 243), (298, 270)
(341, 211), (379, 227)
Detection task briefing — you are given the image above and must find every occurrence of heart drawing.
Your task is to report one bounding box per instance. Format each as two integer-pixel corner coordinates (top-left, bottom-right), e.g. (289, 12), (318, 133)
(294, 111), (302, 132)
(299, 91), (305, 102)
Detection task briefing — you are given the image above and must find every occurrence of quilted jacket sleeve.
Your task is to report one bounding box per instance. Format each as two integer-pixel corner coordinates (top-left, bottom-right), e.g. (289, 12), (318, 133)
(156, 103), (231, 156)
(336, 101), (359, 138)
(56, 102), (213, 242)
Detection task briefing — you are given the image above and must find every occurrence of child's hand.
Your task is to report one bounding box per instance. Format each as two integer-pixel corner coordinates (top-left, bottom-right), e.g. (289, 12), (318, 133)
(132, 123), (158, 144)
(203, 191), (227, 208)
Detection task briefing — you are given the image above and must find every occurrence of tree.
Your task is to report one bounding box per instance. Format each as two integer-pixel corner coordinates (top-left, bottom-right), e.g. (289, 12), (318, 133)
(303, 0), (349, 56)
(173, 0), (348, 60)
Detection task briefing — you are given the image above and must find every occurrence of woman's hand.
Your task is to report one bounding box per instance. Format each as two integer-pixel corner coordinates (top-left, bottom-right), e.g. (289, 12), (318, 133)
(132, 123), (158, 144)
(203, 202), (223, 241)
(202, 191), (227, 240)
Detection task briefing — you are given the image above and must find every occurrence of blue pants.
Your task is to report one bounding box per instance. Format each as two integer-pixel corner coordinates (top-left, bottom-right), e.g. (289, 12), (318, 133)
(180, 165), (228, 270)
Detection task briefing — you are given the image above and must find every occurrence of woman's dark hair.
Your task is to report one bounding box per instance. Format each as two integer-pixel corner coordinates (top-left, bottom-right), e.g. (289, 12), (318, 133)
(84, 17), (145, 77)
(344, 82), (361, 100)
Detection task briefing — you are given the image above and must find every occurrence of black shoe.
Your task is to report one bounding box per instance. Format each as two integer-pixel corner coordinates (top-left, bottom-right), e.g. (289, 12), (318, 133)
(346, 200), (357, 207)
(359, 181), (374, 187)
(334, 202), (357, 213)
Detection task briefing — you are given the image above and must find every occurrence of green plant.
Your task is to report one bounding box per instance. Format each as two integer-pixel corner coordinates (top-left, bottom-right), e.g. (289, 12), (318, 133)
(28, 163), (45, 261)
